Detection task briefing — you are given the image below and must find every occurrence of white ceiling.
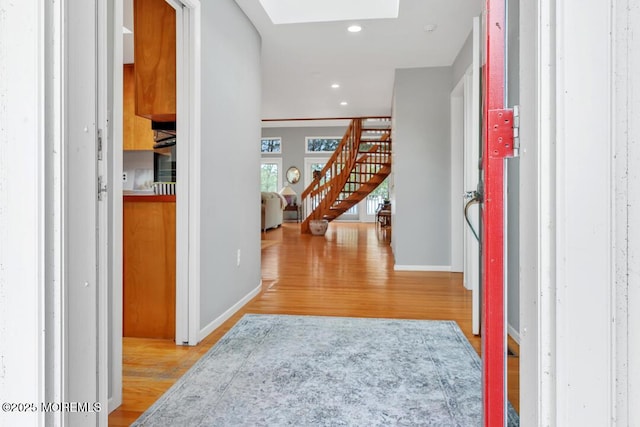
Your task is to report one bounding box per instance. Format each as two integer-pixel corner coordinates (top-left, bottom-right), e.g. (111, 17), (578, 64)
(235, 0), (482, 121)
(123, 0), (482, 122)
(257, 0), (399, 24)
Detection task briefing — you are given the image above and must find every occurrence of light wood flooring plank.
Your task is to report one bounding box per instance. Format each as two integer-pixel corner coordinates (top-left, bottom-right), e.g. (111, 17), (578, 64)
(109, 222), (519, 425)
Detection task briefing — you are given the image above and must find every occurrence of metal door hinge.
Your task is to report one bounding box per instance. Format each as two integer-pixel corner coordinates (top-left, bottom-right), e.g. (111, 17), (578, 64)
(487, 108), (516, 159)
(513, 105), (520, 157)
(97, 128), (103, 161)
(98, 175), (107, 201)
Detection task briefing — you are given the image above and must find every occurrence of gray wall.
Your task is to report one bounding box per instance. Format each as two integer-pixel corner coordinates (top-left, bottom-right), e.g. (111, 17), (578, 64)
(452, 30), (473, 86)
(262, 125), (355, 220)
(199, 0), (262, 330)
(262, 126), (347, 195)
(392, 67), (452, 267)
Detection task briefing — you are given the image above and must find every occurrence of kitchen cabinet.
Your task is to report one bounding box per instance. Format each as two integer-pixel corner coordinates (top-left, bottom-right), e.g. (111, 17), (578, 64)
(123, 64), (155, 150)
(133, 0), (176, 121)
(123, 196), (176, 339)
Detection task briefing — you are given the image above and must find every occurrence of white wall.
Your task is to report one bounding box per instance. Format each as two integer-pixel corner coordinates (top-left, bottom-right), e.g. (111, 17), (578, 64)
(199, 0), (262, 334)
(0, 1), (47, 425)
(452, 31), (473, 87)
(392, 67), (452, 270)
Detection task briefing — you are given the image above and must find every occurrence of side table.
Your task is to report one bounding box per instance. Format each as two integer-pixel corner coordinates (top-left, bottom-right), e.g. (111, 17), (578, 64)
(283, 204), (301, 222)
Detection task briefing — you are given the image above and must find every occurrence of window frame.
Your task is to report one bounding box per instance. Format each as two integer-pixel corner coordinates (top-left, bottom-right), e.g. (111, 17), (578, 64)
(260, 137), (282, 154)
(304, 136), (342, 154)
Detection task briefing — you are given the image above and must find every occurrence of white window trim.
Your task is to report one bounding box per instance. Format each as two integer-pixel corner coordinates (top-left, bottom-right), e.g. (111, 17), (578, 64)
(261, 136), (282, 154)
(305, 136), (342, 153)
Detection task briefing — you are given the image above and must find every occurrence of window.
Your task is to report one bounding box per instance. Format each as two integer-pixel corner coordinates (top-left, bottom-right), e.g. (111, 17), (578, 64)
(261, 137), (282, 154)
(260, 158), (282, 192)
(305, 136), (341, 153)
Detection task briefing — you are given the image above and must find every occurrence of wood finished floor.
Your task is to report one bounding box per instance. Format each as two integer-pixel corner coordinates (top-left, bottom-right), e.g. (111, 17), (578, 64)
(109, 222), (519, 426)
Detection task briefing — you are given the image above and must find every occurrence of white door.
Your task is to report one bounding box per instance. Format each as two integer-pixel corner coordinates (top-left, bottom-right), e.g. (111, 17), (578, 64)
(68, 0), (107, 424)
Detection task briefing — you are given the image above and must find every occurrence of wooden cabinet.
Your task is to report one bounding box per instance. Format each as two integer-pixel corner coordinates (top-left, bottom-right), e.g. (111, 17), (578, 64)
(123, 64), (155, 150)
(123, 196), (176, 339)
(133, 0), (176, 121)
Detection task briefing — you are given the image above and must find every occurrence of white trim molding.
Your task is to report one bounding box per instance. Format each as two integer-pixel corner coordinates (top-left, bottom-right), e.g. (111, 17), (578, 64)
(197, 283), (261, 342)
(555, 0), (615, 424)
(614, 0), (640, 424)
(107, 0), (124, 413)
(520, 0), (620, 424)
(393, 265), (452, 272)
(168, 0), (202, 347)
(507, 324), (520, 345)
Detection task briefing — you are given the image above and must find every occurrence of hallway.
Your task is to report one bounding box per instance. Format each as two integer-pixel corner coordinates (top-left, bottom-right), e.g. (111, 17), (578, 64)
(109, 222), (518, 425)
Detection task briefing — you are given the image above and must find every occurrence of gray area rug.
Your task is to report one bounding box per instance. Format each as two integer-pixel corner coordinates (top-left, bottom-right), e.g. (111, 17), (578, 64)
(133, 314), (519, 426)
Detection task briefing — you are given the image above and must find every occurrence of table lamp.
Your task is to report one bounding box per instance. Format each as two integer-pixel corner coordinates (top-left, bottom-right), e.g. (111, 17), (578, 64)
(279, 185), (297, 206)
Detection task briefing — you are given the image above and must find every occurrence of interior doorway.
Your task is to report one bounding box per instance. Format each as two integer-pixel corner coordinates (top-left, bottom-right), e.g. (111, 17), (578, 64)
(110, 0), (202, 414)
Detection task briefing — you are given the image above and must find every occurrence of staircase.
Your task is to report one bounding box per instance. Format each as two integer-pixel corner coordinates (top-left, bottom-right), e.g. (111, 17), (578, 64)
(300, 117), (392, 233)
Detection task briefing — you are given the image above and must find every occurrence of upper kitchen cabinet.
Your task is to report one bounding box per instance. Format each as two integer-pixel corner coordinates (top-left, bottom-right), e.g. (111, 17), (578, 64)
(133, 0), (176, 122)
(123, 64), (155, 150)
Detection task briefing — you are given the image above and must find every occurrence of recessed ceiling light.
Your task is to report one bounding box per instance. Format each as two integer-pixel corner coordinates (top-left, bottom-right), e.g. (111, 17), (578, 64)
(423, 24), (438, 33)
(340, 101), (348, 106)
(347, 25), (362, 33)
(331, 83), (340, 89)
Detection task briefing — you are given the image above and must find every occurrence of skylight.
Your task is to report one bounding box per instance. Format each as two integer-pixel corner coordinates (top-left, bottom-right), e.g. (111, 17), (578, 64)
(258, 0), (399, 25)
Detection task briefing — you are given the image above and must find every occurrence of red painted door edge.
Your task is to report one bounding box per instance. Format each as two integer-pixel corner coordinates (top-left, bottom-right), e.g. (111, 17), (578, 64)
(482, 0), (514, 426)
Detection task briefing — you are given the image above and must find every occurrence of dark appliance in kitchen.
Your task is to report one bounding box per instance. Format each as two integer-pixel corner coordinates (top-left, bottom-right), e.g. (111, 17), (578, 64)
(152, 121), (176, 183)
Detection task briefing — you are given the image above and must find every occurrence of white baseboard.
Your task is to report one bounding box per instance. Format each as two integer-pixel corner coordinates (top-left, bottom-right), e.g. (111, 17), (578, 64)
(198, 282), (261, 342)
(393, 265), (452, 272)
(508, 323), (521, 345)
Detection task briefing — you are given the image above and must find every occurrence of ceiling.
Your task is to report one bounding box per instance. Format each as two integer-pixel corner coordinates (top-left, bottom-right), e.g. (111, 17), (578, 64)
(235, 0), (482, 122)
(123, 0), (482, 124)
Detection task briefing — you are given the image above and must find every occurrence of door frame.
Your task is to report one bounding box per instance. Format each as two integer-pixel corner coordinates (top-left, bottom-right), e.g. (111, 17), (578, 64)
(303, 156), (330, 215)
(104, 0), (123, 413)
(451, 17), (481, 334)
(467, 18), (482, 335)
(166, 0), (202, 347)
(450, 75), (465, 274)
(358, 192), (383, 223)
(260, 157), (283, 192)
(108, 0), (202, 412)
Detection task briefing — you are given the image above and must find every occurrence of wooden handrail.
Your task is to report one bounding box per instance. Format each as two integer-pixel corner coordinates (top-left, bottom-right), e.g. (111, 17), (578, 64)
(262, 115), (391, 122)
(299, 116), (392, 232)
(300, 120), (354, 200)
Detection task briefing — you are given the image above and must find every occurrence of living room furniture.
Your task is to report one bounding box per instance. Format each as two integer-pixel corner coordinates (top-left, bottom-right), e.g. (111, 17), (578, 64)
(261, 192), (285, 231)
(376, 201), (391, 228)
(283, 204), (302, 222)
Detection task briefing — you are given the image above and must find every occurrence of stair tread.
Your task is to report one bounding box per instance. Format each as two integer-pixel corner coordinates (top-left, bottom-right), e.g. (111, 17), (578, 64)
(300, 117), (393, 232)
